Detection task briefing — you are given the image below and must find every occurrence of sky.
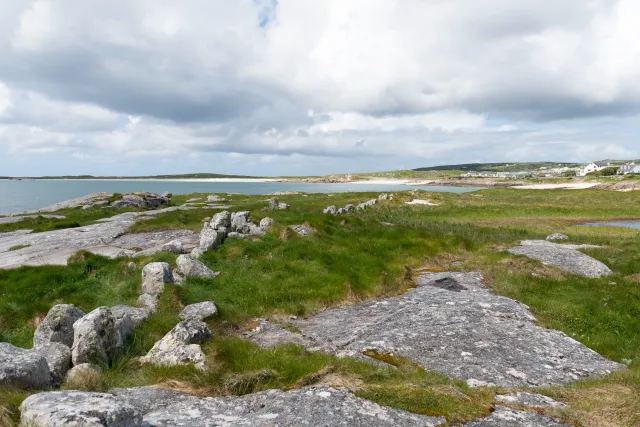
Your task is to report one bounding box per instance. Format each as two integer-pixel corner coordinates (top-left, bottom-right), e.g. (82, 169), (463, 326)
(0, 0), (639, 177)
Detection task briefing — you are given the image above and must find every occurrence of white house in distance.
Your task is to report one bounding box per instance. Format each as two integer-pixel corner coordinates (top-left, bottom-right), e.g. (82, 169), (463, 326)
(618, 162), (640, 175)
(578, 161), (609, 176)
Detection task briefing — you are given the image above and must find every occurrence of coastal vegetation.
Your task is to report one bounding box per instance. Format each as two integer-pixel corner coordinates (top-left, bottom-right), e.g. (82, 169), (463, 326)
(1, 189), (639, 425)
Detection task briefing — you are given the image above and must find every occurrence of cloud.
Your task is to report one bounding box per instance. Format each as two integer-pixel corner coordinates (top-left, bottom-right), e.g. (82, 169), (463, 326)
(0, 0), (638, 176)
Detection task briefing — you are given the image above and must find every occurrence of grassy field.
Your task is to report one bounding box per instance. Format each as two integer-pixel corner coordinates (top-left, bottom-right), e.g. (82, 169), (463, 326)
(1, 189), (639, 425)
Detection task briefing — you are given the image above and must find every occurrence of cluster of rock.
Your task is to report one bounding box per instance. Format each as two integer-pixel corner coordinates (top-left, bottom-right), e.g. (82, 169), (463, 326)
(1, 303), (151, 389)
(323, 194), (388, 215)
(111, 192), (172, 209)
(267, 197), (290, 210)
(196, 210), (273, 255)
(137, 260), (217, 311)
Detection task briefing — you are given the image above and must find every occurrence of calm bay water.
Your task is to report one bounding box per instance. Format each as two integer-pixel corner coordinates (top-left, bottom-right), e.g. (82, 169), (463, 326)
(0, 179), (480, 215)
(581, 220), (640, 230)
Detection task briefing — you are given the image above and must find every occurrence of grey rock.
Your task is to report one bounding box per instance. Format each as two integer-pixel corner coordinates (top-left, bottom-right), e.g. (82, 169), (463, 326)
(161, 192), (172, 199)
(190, 247), (206, 259)
(176, 254), (217, 278)
(259, 217), (274, 230)
(356, 199), (377, 210)
(20, 390), (142, 427)
(199, 226), (221, 250)
(110, 386), (198, 415)
(34, 304), (85, 348)
(244, 318), (314, 349)
(140, 319), (211, 370)
(33, 343), (71, 386)
(230, 211), (251, 233)
(378, 193), (389, 200)
(179, 301), (218, 321)
(495, 392), (567, 408)
(227, 232), (250, 240)
(209, 211), (231, 230)
(289, 224), (314, 236)
(82, 204), (93, 210)
(508, 240), (612, 278)
(546, 233), (569, 241)
(251, 272), (623, 387)
(216, 225), (230, 239)
(111, 305), (151, 330)
(343, 204), (355, 212)
(65, 363), (101, 385)
(127, 262), (136, 269)
(172, 270), (185, 285)
(465, 406), (569, 426)
(0, 205), (198, 269)
(206, 194), (227, 203)
(112, 194), (148, 209)
(138, 293), (159, 311)
(185, 198), (202, 203)
(268, 198), (290, 210)
(161, 239), (184, 254)
(0, 343), (52, 388)
(142, 386), (445, 426)
(141, 262), (173, 295)
(71, 307), (120, 366)
(336, 208), (345, 214)
(323, 205), (337, 214)
(247, 223), (266, 236)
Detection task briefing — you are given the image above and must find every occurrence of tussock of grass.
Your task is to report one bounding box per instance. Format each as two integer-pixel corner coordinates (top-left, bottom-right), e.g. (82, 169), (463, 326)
(7, 245), (30, 252)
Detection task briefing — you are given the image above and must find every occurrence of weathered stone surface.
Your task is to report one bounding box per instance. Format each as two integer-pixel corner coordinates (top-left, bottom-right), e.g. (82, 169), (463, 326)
(111, 305), (151, 330)
(290, 224), (314, 236)
(508, 240), (612, 278)
(72, 307), (120, 366)
(172, 270), (185, 285)
(546, 233), (569, 241)
(110, 386), (198, 415)
(20, 391), (142, 427)
(140, 319), (212, 370)
(323, 205), (337, 214)
(227, 231), (250, 240)
(247, 223), (266, 236)
(112, 194), (148, 209)
(0, 206), (198, 269)
(33, 343), (71, 386)
(190, 247), (206, 259)
(34, 303), (85, 348)
(65, 363), (101, 386)
(209, 211), (231, 229)
(268, 198), (290, 210)
(465, 406), (569, 426)
(0, 343), (52, 388)
(259, 217), (274, 231)
(230, 211), (251, 233)
(207, 194), (227, 203)
(199, 226), (220, 250)
(161, 239), (184, 254)
(176, 254), (217, 278)
(138, 293), (159, 311)
(179, 301), (218, 321)
(356, 198), (377, 210)
(495, 392), (567, 408)
(161, 192), (172, 199)
(249, 273), (623, 387)
(141, 262), (173, 295)
(378, 193), (389, 200)
(141, 386), (445, 426)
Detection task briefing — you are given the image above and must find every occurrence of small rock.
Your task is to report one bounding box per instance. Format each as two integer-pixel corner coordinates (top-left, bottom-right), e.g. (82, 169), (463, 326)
(111, 305), (151, 329)
(227, 232), (250, 240)
(209, 211), (231, 229)
(141, 262), (173, 295)
(0, 343), (52, 389)
(32, 343), (71, 386)
(140, 319), (211, 370)
(161, 240), (184, 254)
(259, 217), (274, 230)
(127, 262), (137, 270)
(179, 302), (218, 321)
(190, 247), (206, 259)
(33, 304), (85, 348)
(176, 255), (218, 278)
(20, 390), (142, 427)
(378, 194), (389, 200)
(247, 223), (266, 236)
(64, 363), (101, 388)
(112, 194), (147, 209)
(82, 205), (93, 210)
(71, 307), (120, 366)
(343, 204), (355, 212)
(161, 192), (172, 199)
(230, 211), (251, 233)
(172, 270), (185, 285)
(289, 224), (314, 237)
(495, 392), (567, 408)
(546, 233), (569, 241)
(323, 205), (337, 214)
(207, 194), (227, 203)
(138, 293), (159, 311)
(199, 226), (221, 251)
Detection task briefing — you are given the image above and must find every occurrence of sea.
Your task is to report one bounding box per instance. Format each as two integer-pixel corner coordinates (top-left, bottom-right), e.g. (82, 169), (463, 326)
(0, 179), (480, 215)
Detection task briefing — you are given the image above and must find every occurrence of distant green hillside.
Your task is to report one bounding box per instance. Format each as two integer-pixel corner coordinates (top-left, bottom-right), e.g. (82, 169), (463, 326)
(414, 162), (581, 173)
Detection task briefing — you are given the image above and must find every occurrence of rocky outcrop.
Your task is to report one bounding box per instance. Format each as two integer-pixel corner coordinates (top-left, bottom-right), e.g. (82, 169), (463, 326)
(323, 205), (337, 214)
(268, 198), (290, 210)
(109, 386), (199, 415)
(464, 406), (569, 426)
(140, 386), (445, 427)
(179, 301), (218, 321)
(289, 224), (314, 236)
(206, 194), (227, 203)
(33, 343), (71, 386)
(137, 293), (159, 312)
(140, 319), (212, 370)
(0, 343), (52, 388)
(199, 226), (222, 251)
(20, 391), (142, 427)
(248, 272), (624, 387)
(160, 239), (184, 254)
(176, 255), (218, 278)
(33, 304), (85, 348)
(508, 240), (612, 278)
(259, 217), (274, 231)
(495, 392), (567, 408)
(141, 262), (173, 296)
(111, 193), (171, 209)
(326, 198), (380, 214)
(230, 211), (251, 234)
(71, 307), (120, 366)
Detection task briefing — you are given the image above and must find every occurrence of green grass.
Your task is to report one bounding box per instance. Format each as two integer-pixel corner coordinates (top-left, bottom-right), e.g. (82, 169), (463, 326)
(7, 245), (30, 252)
(1, 188), (640, 425)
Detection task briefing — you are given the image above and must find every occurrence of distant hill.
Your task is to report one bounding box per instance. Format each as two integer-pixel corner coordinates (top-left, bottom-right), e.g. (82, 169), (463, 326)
(414, 162), (582, 173)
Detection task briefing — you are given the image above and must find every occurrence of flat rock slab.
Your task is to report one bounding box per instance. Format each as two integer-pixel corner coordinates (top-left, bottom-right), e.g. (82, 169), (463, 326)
(140, 386), (445, 426)
(495, 392), (566, 408)
(0, 206), (197, 269)
(508, 240), (612, 278)
(465, 406), (569, 426)
(249, 273), (623, 387)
